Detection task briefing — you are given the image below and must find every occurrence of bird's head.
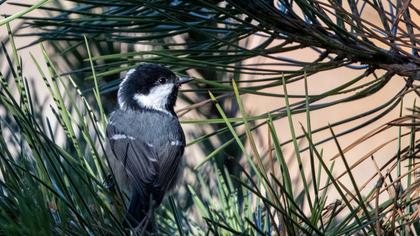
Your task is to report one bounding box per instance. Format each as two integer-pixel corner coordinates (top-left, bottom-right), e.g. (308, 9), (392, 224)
(117, 64), (192, 114)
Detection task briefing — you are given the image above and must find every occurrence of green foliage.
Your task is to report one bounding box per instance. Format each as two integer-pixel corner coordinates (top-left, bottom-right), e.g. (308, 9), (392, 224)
(11, 0), (418, 152)
(1, 35), (418, 234)
(0, 28), (125, 235)
(0, 0), (419, 235)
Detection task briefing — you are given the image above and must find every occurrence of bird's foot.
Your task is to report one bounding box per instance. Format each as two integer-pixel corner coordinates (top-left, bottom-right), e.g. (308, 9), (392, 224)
(104, 174), (115, 191)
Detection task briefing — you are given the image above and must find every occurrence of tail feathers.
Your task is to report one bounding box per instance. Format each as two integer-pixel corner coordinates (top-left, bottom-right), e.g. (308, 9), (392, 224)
(127, 191), (150, 228)
(124, 187), (166, 234)
(124, 189), (154, 233)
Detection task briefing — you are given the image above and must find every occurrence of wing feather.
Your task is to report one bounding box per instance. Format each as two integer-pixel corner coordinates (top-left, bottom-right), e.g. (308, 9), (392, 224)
(106, 124), (159, 192)
(106, 122), (184, 226)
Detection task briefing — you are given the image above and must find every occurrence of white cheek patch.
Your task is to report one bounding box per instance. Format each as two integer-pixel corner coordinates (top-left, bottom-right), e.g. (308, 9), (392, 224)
(133, 83), (174, 113)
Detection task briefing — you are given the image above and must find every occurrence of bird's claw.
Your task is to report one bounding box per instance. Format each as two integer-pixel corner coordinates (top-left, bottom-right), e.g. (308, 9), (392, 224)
(104, 174), (115, 191)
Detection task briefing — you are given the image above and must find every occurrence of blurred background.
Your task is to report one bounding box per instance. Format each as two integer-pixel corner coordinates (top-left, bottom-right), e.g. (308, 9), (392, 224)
(1, 0), (417, 188)
(0, 0), (418, 235)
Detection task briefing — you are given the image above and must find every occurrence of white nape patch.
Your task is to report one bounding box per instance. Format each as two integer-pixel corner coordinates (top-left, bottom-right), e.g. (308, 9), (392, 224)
(146, 143), (154, 147)
(126, 68), (136, 77)
(110, 134), (135, 140)
(118, 69), (136, 109)
(171, 140), (183, 146)
(133, 83), (174, 114)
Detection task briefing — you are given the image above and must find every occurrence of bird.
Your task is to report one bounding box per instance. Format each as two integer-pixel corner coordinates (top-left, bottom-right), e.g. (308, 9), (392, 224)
(105, 63), (192, 232)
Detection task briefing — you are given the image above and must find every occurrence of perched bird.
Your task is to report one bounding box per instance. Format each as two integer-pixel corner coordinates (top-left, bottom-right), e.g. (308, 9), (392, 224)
(105, 64), (191, 231)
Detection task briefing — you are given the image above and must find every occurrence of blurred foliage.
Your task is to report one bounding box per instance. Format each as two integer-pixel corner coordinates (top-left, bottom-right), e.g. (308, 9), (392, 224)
(0, 0), (419, 235)
(10, 0), (419, 150)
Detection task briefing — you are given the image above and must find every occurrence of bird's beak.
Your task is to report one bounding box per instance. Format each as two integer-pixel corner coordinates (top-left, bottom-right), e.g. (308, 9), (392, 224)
(176, 76), (194, 86)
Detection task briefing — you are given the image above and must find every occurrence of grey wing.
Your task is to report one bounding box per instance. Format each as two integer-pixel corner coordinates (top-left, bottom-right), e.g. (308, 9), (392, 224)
(106, 124), (159, 195)
(153, 141), (185, 198)
(106, 123), (184, 226)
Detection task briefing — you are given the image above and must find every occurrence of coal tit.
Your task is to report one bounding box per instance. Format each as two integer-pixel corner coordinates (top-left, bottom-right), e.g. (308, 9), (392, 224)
(105, 64), (192, 231)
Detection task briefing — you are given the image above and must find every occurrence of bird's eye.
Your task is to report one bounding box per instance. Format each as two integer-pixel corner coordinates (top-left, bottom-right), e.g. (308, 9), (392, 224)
(158, 77), (167, 84)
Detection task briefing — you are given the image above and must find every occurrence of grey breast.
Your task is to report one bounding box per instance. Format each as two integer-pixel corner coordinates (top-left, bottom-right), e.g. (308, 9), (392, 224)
(109, 109), (185, 148)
